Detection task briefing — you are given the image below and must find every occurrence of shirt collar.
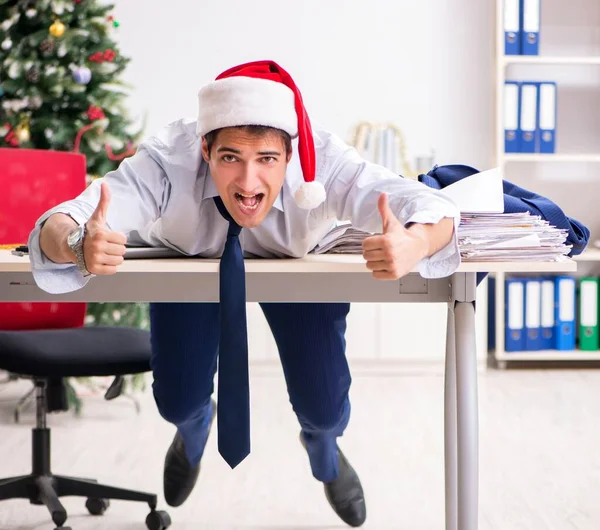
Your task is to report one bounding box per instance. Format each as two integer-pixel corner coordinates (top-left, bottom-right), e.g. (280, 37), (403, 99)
(201, 164), (285, 212)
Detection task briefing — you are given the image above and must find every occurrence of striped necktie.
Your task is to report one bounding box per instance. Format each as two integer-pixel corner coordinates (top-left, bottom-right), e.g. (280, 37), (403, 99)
(213, 196), (250, 468)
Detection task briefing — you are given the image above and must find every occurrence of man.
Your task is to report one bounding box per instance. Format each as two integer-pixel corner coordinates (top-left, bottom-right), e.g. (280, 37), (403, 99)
(28, 60), (460, 527)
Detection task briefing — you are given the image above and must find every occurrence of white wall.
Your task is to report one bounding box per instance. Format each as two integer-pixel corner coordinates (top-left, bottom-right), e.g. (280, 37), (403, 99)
(110, 0), (497, 363)
(113, 0), (495, 169)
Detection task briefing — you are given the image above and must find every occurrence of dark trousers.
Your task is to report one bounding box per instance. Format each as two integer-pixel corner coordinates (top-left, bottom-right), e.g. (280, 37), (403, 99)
(149, 302), (352, 482)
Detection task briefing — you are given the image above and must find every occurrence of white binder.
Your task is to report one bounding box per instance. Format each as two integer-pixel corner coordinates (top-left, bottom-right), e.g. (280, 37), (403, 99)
(519, 82), (538, 153)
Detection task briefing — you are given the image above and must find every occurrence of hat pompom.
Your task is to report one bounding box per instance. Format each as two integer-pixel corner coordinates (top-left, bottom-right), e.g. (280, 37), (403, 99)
(294, 180), (326, 209)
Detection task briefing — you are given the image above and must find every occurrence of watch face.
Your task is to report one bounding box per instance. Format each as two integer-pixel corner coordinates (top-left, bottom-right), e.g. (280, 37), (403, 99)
(67, 226), (83, 246)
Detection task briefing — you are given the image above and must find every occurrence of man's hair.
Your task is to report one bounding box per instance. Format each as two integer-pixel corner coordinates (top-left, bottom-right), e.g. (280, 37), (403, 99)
(204, 125), (292, 157)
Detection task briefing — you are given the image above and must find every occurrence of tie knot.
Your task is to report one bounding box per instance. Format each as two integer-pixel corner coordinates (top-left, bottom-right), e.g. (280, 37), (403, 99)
(213, 196), (242, 237)
(228, 223), (242, 237)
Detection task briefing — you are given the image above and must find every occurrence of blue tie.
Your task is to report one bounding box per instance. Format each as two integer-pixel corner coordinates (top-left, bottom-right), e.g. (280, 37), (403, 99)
(213, 196), (250, 468)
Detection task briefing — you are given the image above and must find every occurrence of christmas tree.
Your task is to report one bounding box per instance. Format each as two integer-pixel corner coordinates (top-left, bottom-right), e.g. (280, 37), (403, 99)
(0, 0), (142, 178)
(0, 0), (149, 413)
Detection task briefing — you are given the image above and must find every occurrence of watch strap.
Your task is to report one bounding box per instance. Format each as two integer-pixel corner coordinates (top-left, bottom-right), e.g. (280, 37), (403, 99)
(69, 224), (92, 277)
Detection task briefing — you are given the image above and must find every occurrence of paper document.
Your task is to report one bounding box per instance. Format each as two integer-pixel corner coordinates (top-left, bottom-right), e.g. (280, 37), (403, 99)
(124, 246), (188, 259)
(312, 211), (571, 263)
(486, 233), (542, 249)
(440, 167), (504, 213)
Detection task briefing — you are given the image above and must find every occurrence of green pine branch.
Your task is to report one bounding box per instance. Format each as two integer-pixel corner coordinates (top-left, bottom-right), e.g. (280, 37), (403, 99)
(0, 0), (143, 177)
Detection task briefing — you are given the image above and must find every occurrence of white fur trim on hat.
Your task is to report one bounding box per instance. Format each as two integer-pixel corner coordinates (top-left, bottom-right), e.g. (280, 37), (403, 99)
(196, 77), (298, 138)
(294, 181), (326, 209)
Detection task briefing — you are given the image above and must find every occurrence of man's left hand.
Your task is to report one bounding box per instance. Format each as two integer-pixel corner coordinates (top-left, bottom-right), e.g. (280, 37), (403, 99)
(361, 193), (429, 280)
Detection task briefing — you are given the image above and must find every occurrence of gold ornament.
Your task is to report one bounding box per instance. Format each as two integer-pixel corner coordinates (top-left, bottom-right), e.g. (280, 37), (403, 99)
(15, 124), (30, 143)
(49, 20), (66, 38)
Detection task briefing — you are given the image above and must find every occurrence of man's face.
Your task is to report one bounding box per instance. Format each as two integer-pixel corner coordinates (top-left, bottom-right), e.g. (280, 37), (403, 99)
(202, 128), (291, 228)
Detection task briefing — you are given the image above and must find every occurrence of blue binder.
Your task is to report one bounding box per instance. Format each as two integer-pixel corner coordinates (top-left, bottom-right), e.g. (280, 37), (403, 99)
(519, 82), (538, 153)
(540, 277), (555, 349)
(554, 276), (576, 351)
(538, 82), (557, 154)
(504, 0), (521, 55)
(488, 276), (497, 351)
(505, 277), (526, 352)
(520, 0), (540, 55)
(525, 278), (542, 350)
(504, 81), (521, 153)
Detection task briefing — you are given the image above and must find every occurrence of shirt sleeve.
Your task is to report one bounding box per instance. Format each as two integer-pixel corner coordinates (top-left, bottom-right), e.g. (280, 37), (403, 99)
(317, 131), (462, 279)
(28, 143), (168, 294)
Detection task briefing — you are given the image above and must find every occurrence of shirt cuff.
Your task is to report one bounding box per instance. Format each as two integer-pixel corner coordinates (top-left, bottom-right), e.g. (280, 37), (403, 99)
(27, 213), (92, 294)
(404, 210), (462, 279)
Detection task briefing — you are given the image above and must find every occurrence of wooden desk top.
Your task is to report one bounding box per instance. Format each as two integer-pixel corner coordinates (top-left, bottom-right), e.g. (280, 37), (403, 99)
(0, 250), (578, 275)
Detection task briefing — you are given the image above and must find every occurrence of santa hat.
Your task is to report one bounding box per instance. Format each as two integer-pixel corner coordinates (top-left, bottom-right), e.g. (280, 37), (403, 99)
(196, 60), (326, 210)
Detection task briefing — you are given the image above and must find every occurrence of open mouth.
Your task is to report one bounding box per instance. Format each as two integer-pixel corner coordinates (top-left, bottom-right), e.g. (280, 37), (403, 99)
(234, 192), (264, 213)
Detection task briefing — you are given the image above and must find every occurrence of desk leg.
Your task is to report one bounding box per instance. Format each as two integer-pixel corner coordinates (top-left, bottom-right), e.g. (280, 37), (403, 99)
(444, 304), (457, 530)
(455, 300), (478, 530)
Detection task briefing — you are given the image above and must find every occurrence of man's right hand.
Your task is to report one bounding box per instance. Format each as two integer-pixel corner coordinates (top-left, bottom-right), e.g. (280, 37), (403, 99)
(83, 181), (127, 275)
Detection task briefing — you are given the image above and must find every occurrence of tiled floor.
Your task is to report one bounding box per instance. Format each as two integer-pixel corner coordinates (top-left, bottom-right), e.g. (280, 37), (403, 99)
(1, 364), (600, 529)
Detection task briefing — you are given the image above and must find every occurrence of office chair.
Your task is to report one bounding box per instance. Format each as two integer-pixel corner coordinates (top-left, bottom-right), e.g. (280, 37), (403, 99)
(0, 147), (89, 420)
(0, 149), (170, 530)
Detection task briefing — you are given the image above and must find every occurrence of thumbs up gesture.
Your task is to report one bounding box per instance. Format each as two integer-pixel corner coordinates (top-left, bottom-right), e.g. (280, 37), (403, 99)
(361, 193), (429, 280)
(83, 181), (127, 275)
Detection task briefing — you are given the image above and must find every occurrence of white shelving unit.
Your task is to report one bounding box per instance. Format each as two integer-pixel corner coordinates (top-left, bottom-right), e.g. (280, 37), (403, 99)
(494, 2), (600, 165)
(491, 0), (600, 367)
(504, 154), (600, 163)
(502, 56), (600, 65)
(491, 250), (600, 367)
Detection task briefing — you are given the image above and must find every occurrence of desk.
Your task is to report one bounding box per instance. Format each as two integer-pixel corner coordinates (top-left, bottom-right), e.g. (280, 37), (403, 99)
(0, 250), (577, 530)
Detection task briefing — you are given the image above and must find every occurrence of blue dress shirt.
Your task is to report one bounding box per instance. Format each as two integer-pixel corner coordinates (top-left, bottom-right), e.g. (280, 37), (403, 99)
(28, 119), (462, 293)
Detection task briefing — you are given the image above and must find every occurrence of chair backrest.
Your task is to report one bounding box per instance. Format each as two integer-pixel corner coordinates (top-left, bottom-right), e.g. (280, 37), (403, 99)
(0, 148), (88, 330)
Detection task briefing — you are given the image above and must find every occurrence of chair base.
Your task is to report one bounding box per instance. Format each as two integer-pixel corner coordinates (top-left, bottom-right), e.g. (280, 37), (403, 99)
(0, 473), (170, 529)
(0, 379), (171, 530)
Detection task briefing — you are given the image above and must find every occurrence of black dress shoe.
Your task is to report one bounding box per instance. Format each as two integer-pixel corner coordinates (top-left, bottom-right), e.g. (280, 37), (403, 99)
(300, 433), (366, 527)
(324, 447), (367, 527)
(163, 399), (216, 507)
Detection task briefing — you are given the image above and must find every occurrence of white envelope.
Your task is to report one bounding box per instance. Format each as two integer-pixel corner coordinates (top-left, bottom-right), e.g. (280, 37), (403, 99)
(440, 167), (504, 214)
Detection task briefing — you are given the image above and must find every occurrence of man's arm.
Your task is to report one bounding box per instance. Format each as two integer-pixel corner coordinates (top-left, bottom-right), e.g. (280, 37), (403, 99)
(29, 143), (167, 294)
(406, 217), (456, 258)
(315, 130), (461, 279)
(39, 214), (78, 264)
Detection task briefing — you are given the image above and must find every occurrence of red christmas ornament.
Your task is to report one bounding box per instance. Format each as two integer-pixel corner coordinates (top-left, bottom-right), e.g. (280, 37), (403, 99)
(103, 49), (116, 61)
(89, 51), (104, 62)
(86, 105), (105, 121)
(4, 125), (19, 147)
(89, 49), (117, 63)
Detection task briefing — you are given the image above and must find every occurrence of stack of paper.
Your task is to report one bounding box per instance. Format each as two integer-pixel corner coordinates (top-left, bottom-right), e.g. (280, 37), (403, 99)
(444, 168), (570, 261)
(313, 224), (366, 254)
(312, 213), (571, 261)
(458, 212), (571, 262)
(312, 168), (572, 262)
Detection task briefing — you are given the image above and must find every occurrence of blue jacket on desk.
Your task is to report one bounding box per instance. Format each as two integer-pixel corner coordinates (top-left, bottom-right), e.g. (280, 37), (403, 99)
(418, 164), (590, 284)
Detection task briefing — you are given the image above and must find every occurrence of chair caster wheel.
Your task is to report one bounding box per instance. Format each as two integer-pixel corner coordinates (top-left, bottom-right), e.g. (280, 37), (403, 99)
(86, 497), (110, 515)
(146, 509), (171, 530)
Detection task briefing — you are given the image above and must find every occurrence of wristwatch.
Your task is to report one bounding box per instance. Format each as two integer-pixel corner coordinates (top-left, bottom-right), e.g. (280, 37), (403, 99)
(67, 224), (92, 277)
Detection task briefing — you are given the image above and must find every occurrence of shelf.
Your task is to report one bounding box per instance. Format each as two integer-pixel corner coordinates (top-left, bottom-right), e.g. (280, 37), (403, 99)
(502, 55), (600, 66)
(574, 249), (600, 262)
(495, 350), (600, 361)
(484, 249), (600, 267)
(502, 154), (600, 163)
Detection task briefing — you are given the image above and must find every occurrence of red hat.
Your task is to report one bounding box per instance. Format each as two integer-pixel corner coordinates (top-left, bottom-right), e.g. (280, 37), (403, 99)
(196, 60), (326, 209)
